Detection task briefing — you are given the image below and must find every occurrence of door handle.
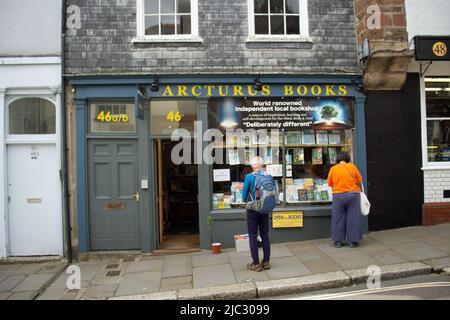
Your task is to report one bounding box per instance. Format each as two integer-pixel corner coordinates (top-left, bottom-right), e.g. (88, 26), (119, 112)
(133, 192), (140, 203)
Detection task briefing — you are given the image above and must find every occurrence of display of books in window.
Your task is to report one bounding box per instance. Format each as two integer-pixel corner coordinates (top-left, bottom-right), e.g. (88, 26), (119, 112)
(251, 130), (268, 145)
(285, 131), (301, 145)
(312, 147), (323, 164)
(302, 130), (316, 145)
(212, 193), (225, 209)
(264, 148), (280, 164)
(223, 195), (232, 208)
(293, 148), (305, 164)
(226, 132), (239, 147)
(328, 147), (337, 164)
(287, 184), (300, 202)
(227, 149), (240, 165)
(231, 182), (244, 204)
(328, 130), (342, 145)
(244, 149), (257, 165)
(286, 164), (292, 177)
(285, 151), (293, 164)
(316, 130), (329, 145)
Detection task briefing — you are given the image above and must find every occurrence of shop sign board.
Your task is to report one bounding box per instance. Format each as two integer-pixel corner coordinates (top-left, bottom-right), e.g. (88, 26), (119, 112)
(272, 211), (303, 228)
(135, 88), (146, 120)
(415, 36), (450, 61)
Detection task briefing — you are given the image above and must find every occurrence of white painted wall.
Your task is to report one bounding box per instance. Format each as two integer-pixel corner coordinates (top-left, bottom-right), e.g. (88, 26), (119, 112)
(0, 0), (62, 56)
(405, 0), (450, 40)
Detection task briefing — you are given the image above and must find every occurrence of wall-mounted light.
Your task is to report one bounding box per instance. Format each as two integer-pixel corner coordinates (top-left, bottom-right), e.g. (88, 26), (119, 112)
(253, 78), (262, 91)
(356, 83), (364, 93)
(151, 76), (159, 92)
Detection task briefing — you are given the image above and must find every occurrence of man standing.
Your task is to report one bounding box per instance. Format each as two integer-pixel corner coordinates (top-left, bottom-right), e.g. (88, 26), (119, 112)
(242, 156), (272, 272)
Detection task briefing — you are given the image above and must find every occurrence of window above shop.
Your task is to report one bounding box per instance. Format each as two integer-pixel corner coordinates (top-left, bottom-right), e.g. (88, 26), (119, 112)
(134, 0), (201, 43)
(247, 0), (310, 42)
(425, 77), (450, 164)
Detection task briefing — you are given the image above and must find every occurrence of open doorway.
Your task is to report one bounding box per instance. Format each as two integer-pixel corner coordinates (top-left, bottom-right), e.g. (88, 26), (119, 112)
(156, 139), (200, 251)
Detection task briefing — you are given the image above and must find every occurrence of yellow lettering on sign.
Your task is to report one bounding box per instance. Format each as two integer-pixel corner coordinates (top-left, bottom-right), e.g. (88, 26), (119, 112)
(162, 85), (174, 97)
(284, 85), (294, 96)
(205, 85), (215, 96)
(218, 85), (229, 96)
(297, 85), (307, 96)
(191, 85), (201, 97)
(178, 85), (188, 97)
(311, 85), (322, 96)
(247, 85), (257, 96)
(326, 85), (336, 96)
(338, 85), (348, 96)
(261, 85), (271, 96)
(233, 85), (243, 96)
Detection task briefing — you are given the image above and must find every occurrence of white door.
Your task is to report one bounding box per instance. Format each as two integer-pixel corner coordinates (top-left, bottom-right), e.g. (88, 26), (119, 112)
(7, 144), (61, 256)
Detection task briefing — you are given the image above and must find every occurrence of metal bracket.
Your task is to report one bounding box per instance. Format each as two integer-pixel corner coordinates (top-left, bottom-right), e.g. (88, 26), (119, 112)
(420, 61), (433, 78)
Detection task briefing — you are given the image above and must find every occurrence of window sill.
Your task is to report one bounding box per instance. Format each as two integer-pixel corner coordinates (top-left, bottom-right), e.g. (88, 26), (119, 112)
(245, 36), (313, 43)
(132, 36), (204, 44)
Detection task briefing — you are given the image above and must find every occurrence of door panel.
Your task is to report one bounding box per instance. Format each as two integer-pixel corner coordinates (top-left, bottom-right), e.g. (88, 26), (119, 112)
(88, 140), (140, 250)
(7, 144), (61, 256)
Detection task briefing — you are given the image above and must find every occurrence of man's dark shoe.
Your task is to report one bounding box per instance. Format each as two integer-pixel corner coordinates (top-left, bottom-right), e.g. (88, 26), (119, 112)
(334, 241), (343, 248)
(247, 263), (263, 272)
(261, 261), (271, 270)
(349, 242), (359, 248)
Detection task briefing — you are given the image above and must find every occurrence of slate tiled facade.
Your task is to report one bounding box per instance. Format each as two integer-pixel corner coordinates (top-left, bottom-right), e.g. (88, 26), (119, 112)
(65, 0), (358, 75)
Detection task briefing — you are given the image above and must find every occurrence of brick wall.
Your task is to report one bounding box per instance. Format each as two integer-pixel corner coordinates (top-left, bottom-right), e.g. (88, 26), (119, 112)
(65, 0), (358, 75)
(423, 169), (450, 225)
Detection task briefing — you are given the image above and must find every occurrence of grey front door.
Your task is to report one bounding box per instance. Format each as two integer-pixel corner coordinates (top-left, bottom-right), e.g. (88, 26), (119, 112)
(88, 139), (140, 250)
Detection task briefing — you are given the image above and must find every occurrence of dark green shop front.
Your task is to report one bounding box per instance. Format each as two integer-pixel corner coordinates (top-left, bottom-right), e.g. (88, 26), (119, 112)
(71, 75), (367, 253)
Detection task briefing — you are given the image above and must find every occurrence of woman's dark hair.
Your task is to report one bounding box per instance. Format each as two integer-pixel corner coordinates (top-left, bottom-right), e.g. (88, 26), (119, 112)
(336, 151), (351, 163)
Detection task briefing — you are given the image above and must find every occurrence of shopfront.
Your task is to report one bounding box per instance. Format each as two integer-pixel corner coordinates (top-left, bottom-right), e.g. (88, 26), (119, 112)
(70, 75), (366, 253)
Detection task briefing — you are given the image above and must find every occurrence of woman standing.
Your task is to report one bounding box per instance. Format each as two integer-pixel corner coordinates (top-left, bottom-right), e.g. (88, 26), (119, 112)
(327, 151), (363, 248)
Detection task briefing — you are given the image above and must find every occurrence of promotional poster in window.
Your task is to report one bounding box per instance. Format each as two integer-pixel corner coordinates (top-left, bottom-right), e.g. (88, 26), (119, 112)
(208, 97), (355, 131)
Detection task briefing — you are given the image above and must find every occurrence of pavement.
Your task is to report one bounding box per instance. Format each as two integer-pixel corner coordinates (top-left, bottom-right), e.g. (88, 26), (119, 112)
(0, 223), (449, 300)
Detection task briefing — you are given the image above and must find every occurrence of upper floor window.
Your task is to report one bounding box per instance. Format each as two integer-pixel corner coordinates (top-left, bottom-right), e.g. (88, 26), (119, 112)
(248, 0), (310, 41)
(9, 98), (56, 135)
(135, 0), (200, 42)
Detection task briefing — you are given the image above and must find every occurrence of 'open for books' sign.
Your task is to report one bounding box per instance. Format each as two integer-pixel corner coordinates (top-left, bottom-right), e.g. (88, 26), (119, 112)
(272, 211), (303, 228)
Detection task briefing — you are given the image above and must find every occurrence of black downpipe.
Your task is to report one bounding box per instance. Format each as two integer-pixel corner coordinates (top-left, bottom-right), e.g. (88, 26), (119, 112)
(61, 0), (73, 263)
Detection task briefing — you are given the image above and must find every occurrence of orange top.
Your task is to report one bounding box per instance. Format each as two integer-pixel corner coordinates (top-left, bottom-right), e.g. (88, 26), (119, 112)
(327, 162), (362, 194)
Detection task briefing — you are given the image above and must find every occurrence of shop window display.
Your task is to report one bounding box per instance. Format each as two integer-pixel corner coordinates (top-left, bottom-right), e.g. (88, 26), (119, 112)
(209, 97), (355, 210)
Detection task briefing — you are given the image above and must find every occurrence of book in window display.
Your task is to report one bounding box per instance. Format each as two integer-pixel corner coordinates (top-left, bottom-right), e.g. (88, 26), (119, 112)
(231, 182), (244, 204)
(287, 185), (300, 202)
(285, 151), (293, 164)
(302, 130), (316, 145)
(328, 147), (337, 164)
(293, 148), (305, 164)
(285, 131), (301, 145)
(312, 147), (323, 165)
(298, 189), (308, 201)
(244, 149), (257, 165)
(251, 130), (268, 145)
(226, 132), (239, 147)
(304, 178), (314, 190)
(328, 130), (342, 145)
(227, 149), (241, 165)
(316, 130), (329, 145)
(263, 148), (273, 164)
(307, 190), (315, 201)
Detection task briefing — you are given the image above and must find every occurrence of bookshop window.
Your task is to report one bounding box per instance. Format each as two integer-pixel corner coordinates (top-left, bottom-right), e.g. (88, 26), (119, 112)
(90, 102), (136, 133)
(208, 97), (355, 210)
(425, 77), (450, 162)
(150, 100), (197, 135)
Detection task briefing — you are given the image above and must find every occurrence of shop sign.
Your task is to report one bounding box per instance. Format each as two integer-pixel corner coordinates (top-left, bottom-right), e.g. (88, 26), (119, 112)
(135, 88), (146, 120)
(209, 97), (354, 130)
(149, 84), (352, 98)
(272, 211), (303, 228)
(415, 36), (450, 61)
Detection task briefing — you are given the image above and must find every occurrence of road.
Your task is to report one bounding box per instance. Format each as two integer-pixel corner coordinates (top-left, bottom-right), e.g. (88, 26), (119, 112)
(268, 273), (450, 300)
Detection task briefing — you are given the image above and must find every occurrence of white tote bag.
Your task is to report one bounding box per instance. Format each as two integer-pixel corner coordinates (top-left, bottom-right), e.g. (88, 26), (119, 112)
(360, 184), (371, 216)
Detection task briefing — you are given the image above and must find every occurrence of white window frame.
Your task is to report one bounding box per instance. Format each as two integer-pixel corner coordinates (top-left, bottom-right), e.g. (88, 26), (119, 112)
(133, 0), (202, 43)
(421, 74), (450, 169)
(247, 0), (311, 42)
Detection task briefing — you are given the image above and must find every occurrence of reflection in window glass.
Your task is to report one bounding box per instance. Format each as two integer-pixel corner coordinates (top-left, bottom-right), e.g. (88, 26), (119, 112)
(270, 15), (284, 34)
(254, 0), (303, 36)
(143, 0), (192, 36)
(150, 100), (197, 135)
(9, 98), (56, 134)
(161, 15), (176, 35)
(254, 0), (268, 13)
(255, 15), (269, 34)
(90, 102), (136, 133)
(177, 15), (191, 34)
(425, 77), (450, 162)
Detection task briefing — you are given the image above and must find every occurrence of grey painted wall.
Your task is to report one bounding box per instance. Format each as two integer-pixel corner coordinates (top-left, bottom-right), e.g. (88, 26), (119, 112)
(0, 0), (62, 56)
(65, 0), (358, 75)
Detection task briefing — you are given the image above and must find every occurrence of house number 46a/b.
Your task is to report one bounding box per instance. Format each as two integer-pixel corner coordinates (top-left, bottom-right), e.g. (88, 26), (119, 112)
(166, 111), (182, 122)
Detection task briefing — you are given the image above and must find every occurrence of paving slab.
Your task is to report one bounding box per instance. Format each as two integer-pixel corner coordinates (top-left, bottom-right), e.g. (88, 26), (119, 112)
(163, 254), (191, 266)
(234, 269), (270, 283)
(0, 275), (25, 292)
(36, 287), (68, 300)
(160, 276), (192, 291)
(366, 249), (411, 265)
(229, 256), (252, 271)
(193, 263), (236, 288)
(13, 264), (44, 275)
(178, 282), (256, 300)
(344, 262), (432, 284)
(368, 231), (417, 246)
(294, 249), (330, 262)
(162, 264), (192, 278)
(0, 292), (11, 300)
(82, 284), (118, 300)
(286, 241), (319, 253)
(390, 241), (448, 261)
(124, 259), (164, 274)
(269, 245), (295, 258)
(314, 240), (355, 254)
(13, 273), (54, 292)
(356, 238), (390, 253)
(0, 264), (21, 276)
(435, 243), (450, 254)
(192, 253), (229, 267)
(115, 271), (161, 297)
(265, 256), (312, 280)
(421, 257), (450, 272)
(256, 271), (350, 297)
(110, 291), (177, 300)
(327, 251), (379, 270)
(301, 258), (343, 274)
(425, 224), (450, 238)
(6, 291), (38, 300)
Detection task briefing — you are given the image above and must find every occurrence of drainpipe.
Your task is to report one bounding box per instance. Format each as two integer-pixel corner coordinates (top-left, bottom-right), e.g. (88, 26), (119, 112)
(61, 0), (73, 263)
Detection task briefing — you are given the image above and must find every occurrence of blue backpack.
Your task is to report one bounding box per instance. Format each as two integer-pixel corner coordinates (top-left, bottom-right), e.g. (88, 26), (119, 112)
(246, 172), (278, 214)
